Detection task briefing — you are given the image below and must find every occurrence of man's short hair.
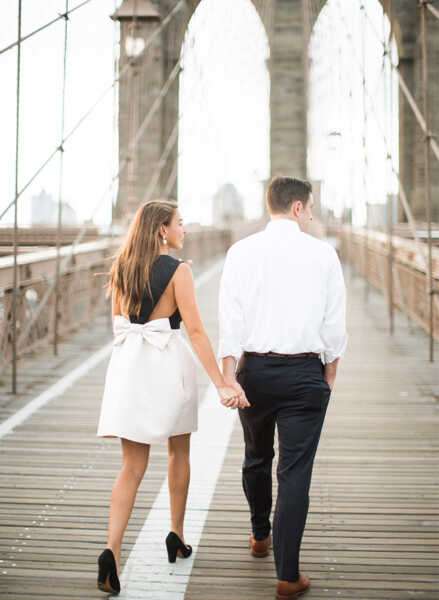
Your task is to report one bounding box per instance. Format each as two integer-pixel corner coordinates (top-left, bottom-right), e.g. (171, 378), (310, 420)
(266, 177), (312, 214)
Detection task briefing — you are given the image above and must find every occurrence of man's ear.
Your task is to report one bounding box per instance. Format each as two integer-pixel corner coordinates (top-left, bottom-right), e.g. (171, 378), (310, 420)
(291, 201), (301, 218)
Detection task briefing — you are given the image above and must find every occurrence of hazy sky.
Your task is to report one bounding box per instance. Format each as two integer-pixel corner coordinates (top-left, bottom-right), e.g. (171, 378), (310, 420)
(1, 0), (118, 227)
(178, 0), (270, 225)
(1, 0), (397, 229)
(308, 0), (398, 226)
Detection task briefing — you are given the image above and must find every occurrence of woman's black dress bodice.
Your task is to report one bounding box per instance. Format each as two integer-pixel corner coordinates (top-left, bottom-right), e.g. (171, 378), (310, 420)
(129, 254), (183, 329)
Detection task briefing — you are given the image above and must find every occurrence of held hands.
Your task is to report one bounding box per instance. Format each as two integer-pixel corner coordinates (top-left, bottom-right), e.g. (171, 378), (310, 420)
(216, 378), (250, 410)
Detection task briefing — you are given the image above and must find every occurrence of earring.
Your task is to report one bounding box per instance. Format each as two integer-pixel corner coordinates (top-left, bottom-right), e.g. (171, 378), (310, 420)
(162, 237), (167, 245)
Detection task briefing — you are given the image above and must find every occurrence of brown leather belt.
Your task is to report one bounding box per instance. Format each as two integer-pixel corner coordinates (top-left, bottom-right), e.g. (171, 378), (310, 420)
(243, 351), (320, 359)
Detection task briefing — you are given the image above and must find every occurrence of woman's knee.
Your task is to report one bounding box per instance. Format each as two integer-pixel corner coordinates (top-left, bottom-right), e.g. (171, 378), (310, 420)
(121, 439), (149, 482)
(121, 459), (147, 483)
(168, 434), (190, 459)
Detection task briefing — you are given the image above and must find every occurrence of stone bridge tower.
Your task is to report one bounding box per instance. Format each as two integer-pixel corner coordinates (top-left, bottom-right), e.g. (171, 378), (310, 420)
(112, 0), (438, 223)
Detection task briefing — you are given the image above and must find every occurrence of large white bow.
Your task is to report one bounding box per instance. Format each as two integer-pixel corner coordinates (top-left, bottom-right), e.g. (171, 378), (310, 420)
(112, 316), (175, 350)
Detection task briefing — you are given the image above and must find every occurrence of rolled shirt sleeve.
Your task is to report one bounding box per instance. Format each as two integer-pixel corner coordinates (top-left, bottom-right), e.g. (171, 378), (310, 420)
(218, 247), (244, 362)
(321, 248), (348, 364)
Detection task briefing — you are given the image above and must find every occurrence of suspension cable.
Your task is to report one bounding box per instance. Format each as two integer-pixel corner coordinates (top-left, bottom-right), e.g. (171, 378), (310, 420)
(11, 0), (23, 393)
(142, 118), (179, 203)
(336, 1), (437, 299)
(0, 0), (185, 223)
(12, 0), (260, 349)
(15, 63), (184, 348)
(53, 0), (70, 357)
(426, 1), (439, 20)
(0, 0), (94, 56)
(361, 4), (439, 164)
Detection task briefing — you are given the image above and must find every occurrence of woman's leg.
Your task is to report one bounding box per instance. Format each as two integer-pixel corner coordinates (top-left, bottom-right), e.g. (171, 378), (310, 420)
(168, 433), (191, 541)
(106, 438), (150, 572)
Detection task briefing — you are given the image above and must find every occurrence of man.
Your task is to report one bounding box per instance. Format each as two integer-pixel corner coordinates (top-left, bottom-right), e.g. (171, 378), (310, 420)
(218, 176), (348, 599)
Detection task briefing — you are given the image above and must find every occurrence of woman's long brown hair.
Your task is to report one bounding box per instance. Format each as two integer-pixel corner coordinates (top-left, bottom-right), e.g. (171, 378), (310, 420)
(107, 200), (178, 317)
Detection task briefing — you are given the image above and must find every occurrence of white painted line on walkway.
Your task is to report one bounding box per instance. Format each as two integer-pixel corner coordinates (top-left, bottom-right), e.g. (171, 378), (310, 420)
(0, 258), (224, 441)
(0, 343), (113, 439)
(119, 384), (237, 599)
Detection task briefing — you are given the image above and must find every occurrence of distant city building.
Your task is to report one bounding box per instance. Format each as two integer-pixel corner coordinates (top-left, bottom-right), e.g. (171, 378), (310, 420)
(212, 183), (244, 227)
(31, 189), (78, 227)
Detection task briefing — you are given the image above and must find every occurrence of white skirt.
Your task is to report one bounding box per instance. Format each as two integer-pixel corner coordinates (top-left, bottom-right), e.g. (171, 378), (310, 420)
(97, 316), (198, 444)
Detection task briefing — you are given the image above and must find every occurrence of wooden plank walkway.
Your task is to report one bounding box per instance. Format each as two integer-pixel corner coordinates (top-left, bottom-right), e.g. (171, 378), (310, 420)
(0, 261), (438, 599)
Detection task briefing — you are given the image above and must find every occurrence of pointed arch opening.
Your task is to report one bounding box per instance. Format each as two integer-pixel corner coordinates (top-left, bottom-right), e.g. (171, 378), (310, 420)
(307, 0), (399, 227)
(178, 0), (270, 226)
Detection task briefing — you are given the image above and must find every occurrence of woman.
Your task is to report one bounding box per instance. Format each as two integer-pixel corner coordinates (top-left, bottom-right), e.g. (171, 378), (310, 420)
(96, 200), (249, 595)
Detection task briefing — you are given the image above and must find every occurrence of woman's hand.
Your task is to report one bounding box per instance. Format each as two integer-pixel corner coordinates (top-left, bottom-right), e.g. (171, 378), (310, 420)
(217, 385), (250, 410)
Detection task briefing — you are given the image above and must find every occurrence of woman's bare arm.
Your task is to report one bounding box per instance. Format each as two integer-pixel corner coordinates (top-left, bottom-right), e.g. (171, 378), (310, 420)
(174, 263), (225, 387)
(174, 263), (249, 408)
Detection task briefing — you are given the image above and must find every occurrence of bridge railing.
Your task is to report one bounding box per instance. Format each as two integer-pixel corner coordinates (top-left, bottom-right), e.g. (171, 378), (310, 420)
(0, 222), (264, 381)
(334, 225), (439, 340)
(0, 238), (118, 374)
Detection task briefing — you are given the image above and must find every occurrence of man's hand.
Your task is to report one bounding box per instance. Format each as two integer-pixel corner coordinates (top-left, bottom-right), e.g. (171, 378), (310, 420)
(324, 358), (339, 391)
(324, 374), (336, 391)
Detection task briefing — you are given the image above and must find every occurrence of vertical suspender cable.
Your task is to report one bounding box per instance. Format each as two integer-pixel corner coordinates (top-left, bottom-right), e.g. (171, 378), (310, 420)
(360, 4), (370, 302)
(420, 0), (434, 361)
(384, 0), (395, 335)
(11, 0), (23, 394)
(126, 0), (139, 212)
(53, 1), (70, 356)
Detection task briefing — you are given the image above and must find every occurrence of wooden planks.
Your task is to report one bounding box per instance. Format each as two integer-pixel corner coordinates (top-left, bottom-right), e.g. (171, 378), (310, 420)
(0, 264), (438, 599)
(184, 269), (439, 600)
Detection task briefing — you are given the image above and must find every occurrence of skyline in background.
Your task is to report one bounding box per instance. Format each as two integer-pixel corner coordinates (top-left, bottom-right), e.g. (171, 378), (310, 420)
(1, 0), (398, 229)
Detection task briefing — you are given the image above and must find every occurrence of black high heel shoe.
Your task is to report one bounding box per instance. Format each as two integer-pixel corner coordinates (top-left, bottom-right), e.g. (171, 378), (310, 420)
(165, 531), (192, 563)
(97, 548), (121, 595)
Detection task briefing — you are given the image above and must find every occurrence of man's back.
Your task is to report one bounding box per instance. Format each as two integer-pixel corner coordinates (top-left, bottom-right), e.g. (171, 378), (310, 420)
(218, 218), (348, 364)
(218, 177), (348, 594)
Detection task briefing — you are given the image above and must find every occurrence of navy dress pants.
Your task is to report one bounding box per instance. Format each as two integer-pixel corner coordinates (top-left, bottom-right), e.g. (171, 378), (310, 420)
(237, 353), (331, 582)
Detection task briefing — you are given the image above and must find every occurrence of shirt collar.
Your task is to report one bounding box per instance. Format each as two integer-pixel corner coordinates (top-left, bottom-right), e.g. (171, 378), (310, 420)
(265, 218), (301, 234)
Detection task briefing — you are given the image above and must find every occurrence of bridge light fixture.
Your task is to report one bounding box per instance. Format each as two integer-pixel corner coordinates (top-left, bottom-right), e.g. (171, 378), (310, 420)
(125, 35), (145, 59)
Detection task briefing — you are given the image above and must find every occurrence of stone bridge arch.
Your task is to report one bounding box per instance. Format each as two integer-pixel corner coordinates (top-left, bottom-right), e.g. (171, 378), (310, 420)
(113, 0), (435, 222)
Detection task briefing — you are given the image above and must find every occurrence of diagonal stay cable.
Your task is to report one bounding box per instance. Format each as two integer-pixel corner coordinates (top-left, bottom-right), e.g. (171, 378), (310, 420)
(126, 59), (181, 157)
(335, 5), (420, 247)
(337, 1), (438, 306)
(426, 1), (439, 20)
(0, 0), (185, 224)
(361, 4), (439, 164)
(16, 60), (182, 348)
(0, 0), (94, 56)
(15, 2), (221, 348)
(339, 6), (420, 233)
(142, 118), (179, 204)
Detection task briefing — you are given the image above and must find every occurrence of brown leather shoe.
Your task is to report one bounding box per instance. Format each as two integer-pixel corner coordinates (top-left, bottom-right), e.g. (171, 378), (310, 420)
(249, 534), (272, 557)
(276, 574), (311, 599)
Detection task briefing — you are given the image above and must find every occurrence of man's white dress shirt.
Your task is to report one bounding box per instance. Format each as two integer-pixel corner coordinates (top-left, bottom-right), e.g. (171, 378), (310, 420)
(218, 218), (348, 365)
